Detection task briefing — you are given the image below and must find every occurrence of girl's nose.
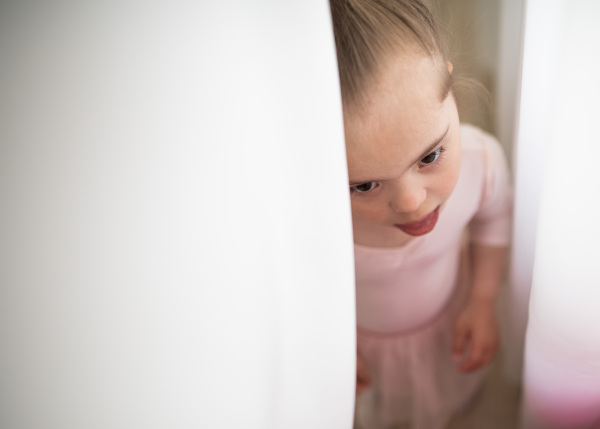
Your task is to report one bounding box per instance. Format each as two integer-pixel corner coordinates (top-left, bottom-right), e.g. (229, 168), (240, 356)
(390, 184), (426, 214)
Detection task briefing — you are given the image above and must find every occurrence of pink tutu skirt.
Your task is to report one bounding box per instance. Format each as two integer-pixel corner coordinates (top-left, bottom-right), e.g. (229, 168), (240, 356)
(355, 249), (487, 429)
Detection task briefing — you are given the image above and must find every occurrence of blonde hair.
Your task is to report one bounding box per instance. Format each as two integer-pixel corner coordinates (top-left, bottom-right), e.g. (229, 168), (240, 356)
(329, 0), (454, 108)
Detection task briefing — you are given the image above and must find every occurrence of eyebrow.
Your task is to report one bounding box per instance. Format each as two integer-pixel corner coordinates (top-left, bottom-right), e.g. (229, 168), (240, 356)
(412, 124), (450, 166)
(348, 124), (450, 185)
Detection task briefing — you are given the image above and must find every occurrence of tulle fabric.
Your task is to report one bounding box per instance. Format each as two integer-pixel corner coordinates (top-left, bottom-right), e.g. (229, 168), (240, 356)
(354, 248), (486, 429)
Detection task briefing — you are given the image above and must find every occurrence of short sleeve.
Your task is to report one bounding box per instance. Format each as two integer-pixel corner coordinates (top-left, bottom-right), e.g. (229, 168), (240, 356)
(468, 132), (513, 246)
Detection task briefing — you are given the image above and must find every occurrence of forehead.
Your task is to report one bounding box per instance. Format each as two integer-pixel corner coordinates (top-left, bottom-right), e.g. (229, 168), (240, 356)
(344, 52), (449, 178)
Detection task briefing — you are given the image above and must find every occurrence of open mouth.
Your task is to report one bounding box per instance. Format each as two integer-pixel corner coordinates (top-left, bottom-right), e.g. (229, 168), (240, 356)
(395, 207), (440, 236)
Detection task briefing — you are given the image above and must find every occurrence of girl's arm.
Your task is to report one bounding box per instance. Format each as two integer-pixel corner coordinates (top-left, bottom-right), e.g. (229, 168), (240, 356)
(356, 352), (370, 395)
(468, 244), (508, 303)
(452, 243), (508, 373)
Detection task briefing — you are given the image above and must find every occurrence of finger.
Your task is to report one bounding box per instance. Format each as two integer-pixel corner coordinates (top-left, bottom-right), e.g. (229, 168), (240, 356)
(356, 378), (370, 395)
(452, 325), (469, 359)
(460, 356), (482, 372)
(477, 339), (499, 365)
(459, 342), (486, 373)
(356, 356), (369, 381)
(356, 371), (370, 395)
(356, 354), (370, 394)
(357, 369), (370, 387)
(461, 340), (500, 372)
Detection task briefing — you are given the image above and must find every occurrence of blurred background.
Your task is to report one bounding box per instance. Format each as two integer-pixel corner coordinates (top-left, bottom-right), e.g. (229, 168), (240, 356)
(425, 0), (521, 165)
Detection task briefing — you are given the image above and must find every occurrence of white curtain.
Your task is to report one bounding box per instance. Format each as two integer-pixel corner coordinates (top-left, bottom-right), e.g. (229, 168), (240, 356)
(0, 1), (356, 428)
(510, 0), (600, 427)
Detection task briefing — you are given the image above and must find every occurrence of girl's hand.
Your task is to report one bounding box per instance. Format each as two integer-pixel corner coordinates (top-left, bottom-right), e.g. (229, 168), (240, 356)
(356, 352), (370, 395)
(452, 299), (499, 373)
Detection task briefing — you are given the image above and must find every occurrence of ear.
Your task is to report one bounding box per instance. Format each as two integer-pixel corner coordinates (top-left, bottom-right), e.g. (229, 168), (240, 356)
(446, 61), (453, 74)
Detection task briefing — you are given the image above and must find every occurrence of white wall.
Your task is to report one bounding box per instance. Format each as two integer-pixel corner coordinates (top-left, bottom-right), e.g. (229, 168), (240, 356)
(0, 1), (356, 428)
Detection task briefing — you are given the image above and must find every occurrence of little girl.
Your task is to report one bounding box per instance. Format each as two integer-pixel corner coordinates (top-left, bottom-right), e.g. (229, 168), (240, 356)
(329, 1), (513, 428)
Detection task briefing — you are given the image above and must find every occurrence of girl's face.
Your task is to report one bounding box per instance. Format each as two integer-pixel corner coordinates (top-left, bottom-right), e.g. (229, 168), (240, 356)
(344, 52), (461, 237)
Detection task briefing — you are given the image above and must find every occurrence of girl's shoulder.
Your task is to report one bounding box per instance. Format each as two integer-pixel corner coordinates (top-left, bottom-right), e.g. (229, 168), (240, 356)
(456, 124), (513, 246)
(459, 123), (505, 156)
(459, 123), (509, 184)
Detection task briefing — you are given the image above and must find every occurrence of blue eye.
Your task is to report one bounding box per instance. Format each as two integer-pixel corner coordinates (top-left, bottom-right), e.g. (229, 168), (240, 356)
(351, 182), (377, 194)
(420, 147), (443, 166)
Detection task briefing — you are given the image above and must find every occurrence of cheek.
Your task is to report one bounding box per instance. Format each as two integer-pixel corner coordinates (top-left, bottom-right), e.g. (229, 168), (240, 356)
(448, 160), (462, 193)
(434, 152), (461, 198)
(438, 177), (457, 199)
(350, 198), (390, 222)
